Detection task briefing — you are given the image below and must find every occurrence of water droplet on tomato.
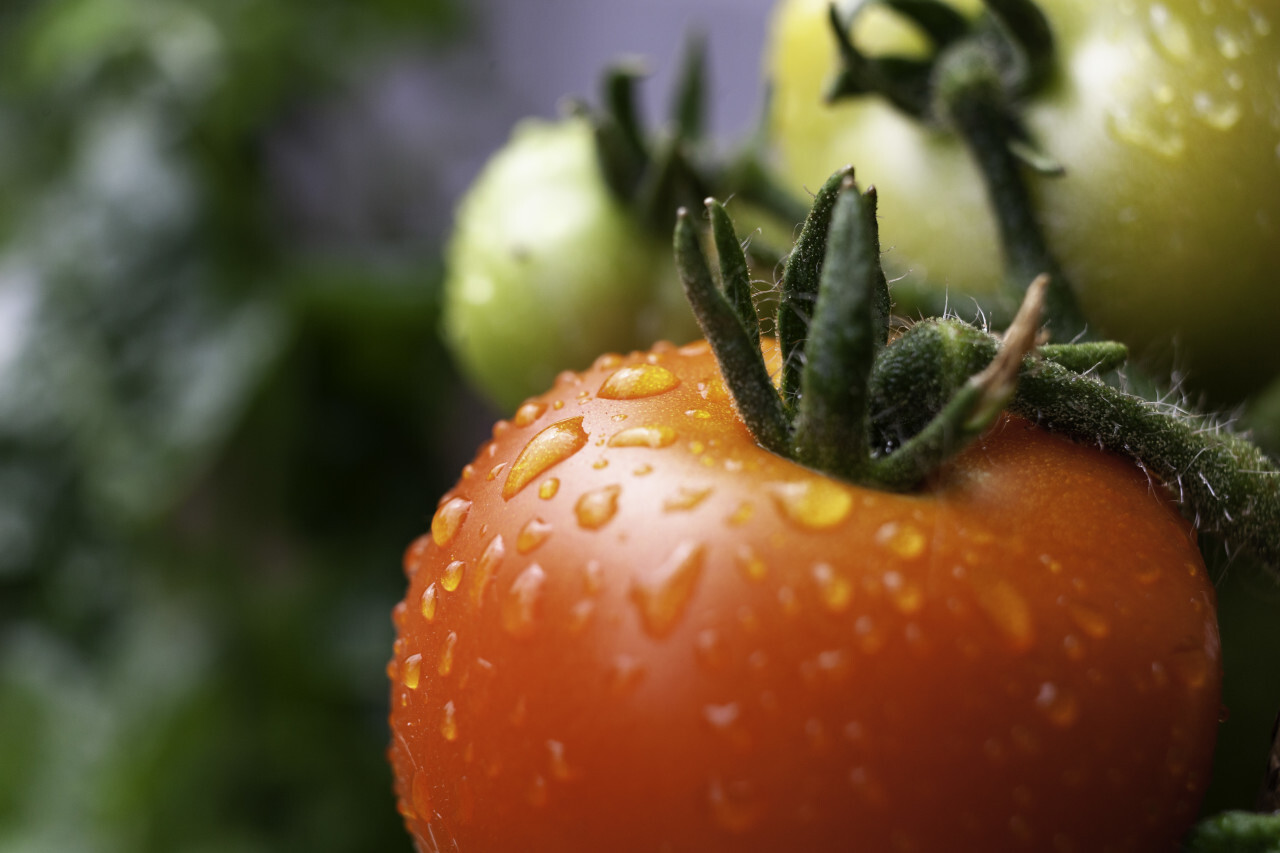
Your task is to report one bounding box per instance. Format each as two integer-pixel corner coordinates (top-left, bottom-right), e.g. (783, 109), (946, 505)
(609, 654), (646, 694)
(1035, 682), (1080, 728)
(772, 479), (853, 530)
(812, 562), (854, 613)
(513, 400), (547, 427)
(609, 424), (677, 448)
(664, 485), (712, 512)
(392, 601), (408, 629)
(777, 585), (801, 617)
(727, 501), (754, 526)
(1213, 24), (1243, 59)
(708, 778), (762, 833)
(630, 542), (705, 637)
(538, 478), (560, 500)
(575, 484), (621, 529)
(527, 774), (549, 807)
(472, 534), (504, 605)
(735, 544), (767, 582)
(431, 497), (471, 546)
(598, 364), (680, 399)
(547, 740), (575, 781)
(875, 522), (926, 560)
(420, 583), (438, 622)
(502, 564), (546, 639)
(516, 517), (553, 554)
(438, 631), (458, 677)
(974, 578), (1035, 651)
(441, 560), (466, 593)
(440, 701), (459, 741)
(1170, 646), (1213, 690)
(695, 628), (725, 670)
(404, 534), (430, 578)
(567, 599), (595, 633)
(486, 463), (506, 482)
(703, 702), (752, 751)
(685, 408), (712, 420)
(504, 417), (589, 500)
(408, 772), (433, 822)
(403, 653), (423, 690)
(882, 570), (924, 614)
(1067, 603), (1110, 639)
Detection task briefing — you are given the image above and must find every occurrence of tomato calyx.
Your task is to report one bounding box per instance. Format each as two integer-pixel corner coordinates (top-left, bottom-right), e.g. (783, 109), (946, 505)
(821, 0), (1086, 337)
(675, 169), (1280, 571)
(571, 39), (809, 247)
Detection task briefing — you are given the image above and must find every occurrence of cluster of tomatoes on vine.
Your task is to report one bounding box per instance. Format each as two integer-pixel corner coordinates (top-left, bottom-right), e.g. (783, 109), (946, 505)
(391, 1), (1280, 850)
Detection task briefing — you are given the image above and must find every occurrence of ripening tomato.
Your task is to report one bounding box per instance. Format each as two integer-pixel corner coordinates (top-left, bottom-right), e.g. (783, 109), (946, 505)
(388, 339), (1221, 851)
(766, 0), (1280, 400)
(442, 116), (700, 412)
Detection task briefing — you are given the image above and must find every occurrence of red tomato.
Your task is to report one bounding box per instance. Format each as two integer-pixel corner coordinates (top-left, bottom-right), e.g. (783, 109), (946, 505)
(388, 340), (1220, 851)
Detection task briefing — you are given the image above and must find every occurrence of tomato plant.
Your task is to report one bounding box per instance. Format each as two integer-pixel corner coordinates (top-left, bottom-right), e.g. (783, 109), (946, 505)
(766, 0), (1280, 399)
(388, 336), (1222, 851)
(441, 115), (699, 412)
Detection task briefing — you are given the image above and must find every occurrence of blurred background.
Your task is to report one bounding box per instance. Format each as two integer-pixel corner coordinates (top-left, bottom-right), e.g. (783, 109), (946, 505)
(0, 1), (772, 850)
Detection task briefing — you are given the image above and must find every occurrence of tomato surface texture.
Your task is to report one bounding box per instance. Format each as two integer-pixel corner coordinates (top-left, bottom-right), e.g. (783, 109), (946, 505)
(767, 0), (1280, 399)
(388, 340), (1221, 852)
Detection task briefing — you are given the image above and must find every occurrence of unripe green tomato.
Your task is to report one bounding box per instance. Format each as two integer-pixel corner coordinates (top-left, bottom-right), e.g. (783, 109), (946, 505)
(443, 116), (700, 412)
(767, 0), (1280, 401)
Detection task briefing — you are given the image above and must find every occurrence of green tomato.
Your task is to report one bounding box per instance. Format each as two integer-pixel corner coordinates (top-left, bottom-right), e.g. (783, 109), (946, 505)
(442, 116), (699, 412)
(767, 0), (1280, 401)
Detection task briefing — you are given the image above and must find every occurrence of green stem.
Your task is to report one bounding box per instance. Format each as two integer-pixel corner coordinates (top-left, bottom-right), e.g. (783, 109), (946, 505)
(792, 179), (878, 479)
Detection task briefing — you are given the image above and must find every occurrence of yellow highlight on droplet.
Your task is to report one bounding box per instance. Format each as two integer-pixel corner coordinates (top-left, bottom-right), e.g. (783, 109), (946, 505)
(503, 417), (589, 500)
(771, 479), (854, 530)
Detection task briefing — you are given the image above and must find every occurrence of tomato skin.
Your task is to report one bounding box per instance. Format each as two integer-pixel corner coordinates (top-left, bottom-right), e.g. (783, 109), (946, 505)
(441, 116), (700, 412)
(767, 0), (1280, 400)
(388, 340), (1221, 852)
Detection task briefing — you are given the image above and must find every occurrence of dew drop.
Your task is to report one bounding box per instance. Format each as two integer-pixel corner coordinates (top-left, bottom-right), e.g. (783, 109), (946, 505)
(778, 585), (801, 617)
(486, 463), (506, 482)
(1149, 3), (1195, 61)
(697, 376), (729, 402)
(695, 628), (726, 670)
(547, 740), (576, 781)
(609, 654), (646, 694)
(598, 364), (681, 400)
(608, 424), (677, 448)
(1035, 682), (1080, 728)
(401, 653), (422, 690)
(1192, 90), (1242, 129)
(538, 478), (560, 500)
(502, 564), (547, 639)
(404, 534), (431, 578)
(704, 703), (752, 750)
(1067, 603), (1110, 639)
(392, 601), (408, 629)
(727, 501), (755, 526)
(875, 522), (926, 560)
(708, 778), (762, 834)
(735, 544), (768, 582)
(1170, 646), (1213, 690)
(575, 484), (621, 529)
(441, 560), (466, 593)
(633, 464), (653, 476)
(1063, 634), (1085, 662)
(528, 774), (548, 807)
(772, 479), (853, 530)
(421, 583), (438, 622)
(431, 497), (472, 547)
(583, 559), (604, 595)
(513, 400), (547, 427)
(1106, 106), (1186, 157)
(664, 485), (713, 512)
(437, 631), (458, 677)
(685, 409), (712, 420)
(630, 542), (705, 638)
(1214, 25), (1243, 59)
(472, 534), (504, 605)
(974, 578), (1035, 651)
(883, 570), (925, 615)
(440, 701), (459, 741)
(516, 517), (553, 554)
(568, 599), (595, 633)
(410, 771), (433, 821)
(812, 562), (854, 613)
(503, 417), (589, 500)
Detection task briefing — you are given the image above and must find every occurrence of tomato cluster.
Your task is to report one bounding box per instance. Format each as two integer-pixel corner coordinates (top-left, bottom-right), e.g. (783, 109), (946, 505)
(398, 0), (1280, 849)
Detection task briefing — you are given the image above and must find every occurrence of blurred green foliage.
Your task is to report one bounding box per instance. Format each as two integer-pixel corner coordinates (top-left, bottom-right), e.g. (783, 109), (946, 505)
(0, 1), (483, 850)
